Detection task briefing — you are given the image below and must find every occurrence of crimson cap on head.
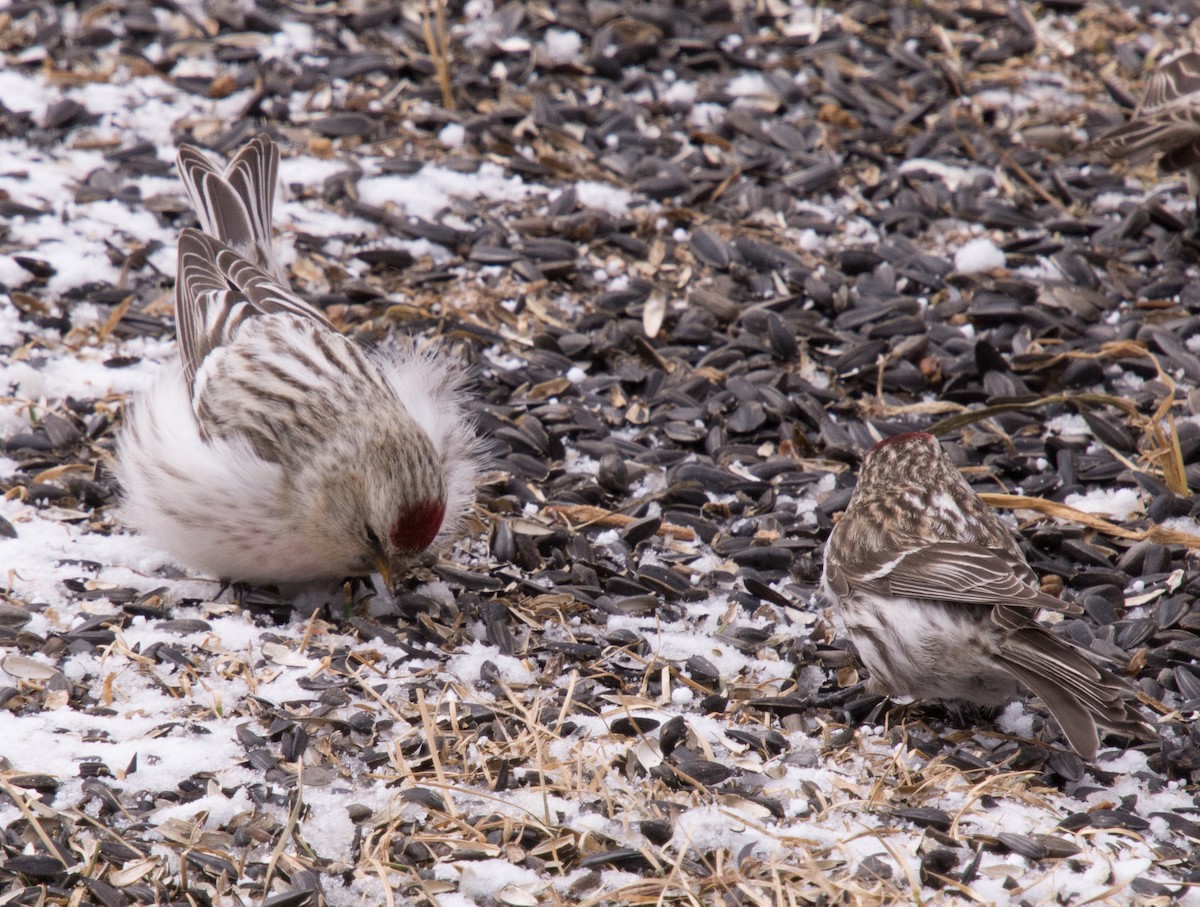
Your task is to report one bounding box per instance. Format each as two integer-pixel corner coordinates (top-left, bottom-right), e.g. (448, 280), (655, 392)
(391, 498), (446, 555)
(869, 430), (937, 451)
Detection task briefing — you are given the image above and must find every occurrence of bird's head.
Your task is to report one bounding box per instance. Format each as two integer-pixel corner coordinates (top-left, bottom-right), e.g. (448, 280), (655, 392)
(363, 495), (447, 589)
(860, 431), (942, 487)
(303, 424), (447, 591)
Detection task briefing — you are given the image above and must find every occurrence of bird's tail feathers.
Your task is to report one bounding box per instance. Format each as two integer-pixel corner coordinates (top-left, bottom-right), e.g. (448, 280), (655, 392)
(1000, 630), (1157, 761)
(176, 134), (284, 281)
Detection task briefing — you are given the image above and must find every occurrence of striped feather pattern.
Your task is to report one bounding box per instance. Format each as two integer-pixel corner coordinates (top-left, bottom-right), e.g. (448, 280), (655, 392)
(115, 134), (482, 587)
(822, 432), (1156, 760)
(174, 140), (335, 389)
(176, 135), (284, 278)
(193, 313), (390, 463)
(1095, 51), (1200, 175)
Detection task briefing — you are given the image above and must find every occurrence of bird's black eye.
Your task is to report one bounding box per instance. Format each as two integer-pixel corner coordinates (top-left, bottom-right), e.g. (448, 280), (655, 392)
(366, 527), (381, 548)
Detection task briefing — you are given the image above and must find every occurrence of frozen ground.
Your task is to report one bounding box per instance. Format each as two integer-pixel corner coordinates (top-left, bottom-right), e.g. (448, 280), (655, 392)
(2, 1), (1200, 904)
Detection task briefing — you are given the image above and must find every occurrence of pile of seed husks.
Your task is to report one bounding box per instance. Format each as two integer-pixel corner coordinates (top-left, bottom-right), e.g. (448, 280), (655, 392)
(3, 0), (1200, 904)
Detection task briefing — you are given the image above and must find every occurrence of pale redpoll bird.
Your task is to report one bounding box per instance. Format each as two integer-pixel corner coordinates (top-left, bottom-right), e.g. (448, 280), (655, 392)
(116, 135), (480, 588)
(822, 432), (1155, 760)
(1094, 50), (1200, 210)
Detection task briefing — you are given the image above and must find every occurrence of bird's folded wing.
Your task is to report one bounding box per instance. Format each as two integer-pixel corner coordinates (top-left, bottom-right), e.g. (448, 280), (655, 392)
(1095, 109), (1200, 164)
(176, 229), (334, 386)
(857, 542), (1082, 615)
(1140, 53), (1200, 113)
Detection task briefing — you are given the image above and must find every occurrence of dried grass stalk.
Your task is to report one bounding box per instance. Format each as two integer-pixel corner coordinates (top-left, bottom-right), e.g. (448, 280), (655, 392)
(980, 493), (1200, 549)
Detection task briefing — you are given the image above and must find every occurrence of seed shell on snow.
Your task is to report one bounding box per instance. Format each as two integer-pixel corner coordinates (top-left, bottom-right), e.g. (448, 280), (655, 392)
(1, 1), (1200, 904)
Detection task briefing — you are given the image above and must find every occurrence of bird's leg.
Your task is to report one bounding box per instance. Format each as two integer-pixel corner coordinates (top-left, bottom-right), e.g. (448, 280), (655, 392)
(880, 698), (923, 729)
(943, 700), (1002, 728)
(1187, 166), (1200, 232)
(227, 580), (248, 608)
(339, 575), (382, 618)
(1180, 199), (1200, 256)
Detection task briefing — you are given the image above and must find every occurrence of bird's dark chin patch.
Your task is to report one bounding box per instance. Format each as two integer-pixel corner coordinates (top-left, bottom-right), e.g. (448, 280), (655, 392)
(871, 431), (936, 451)
(390, 499), (446, 554)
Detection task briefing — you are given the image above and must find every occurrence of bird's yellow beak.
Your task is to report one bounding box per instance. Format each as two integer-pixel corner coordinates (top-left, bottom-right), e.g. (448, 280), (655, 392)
(373, 554), (394, 592)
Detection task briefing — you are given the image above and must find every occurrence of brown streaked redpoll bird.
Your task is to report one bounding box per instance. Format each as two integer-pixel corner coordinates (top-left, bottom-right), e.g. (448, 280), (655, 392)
(821, 432), (1155, 761)
(1093, 50), (1200, 212)
(115, 135), (480, 588)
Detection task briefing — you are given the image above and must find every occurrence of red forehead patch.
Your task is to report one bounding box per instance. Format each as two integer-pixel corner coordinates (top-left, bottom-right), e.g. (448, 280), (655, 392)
(871, 431), (936, 451)
(390, 499), (446, 553)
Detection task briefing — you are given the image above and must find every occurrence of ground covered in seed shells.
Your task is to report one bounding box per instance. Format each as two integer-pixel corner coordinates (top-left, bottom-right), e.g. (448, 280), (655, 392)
(5, 0), (1200, 904)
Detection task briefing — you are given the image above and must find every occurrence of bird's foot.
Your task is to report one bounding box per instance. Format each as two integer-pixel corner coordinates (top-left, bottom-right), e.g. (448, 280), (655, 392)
(334, 575), (384, 621)
(228, 582), (292, 625)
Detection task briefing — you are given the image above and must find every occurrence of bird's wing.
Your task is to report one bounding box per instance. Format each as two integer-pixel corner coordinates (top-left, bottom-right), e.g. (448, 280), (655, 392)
(176, 135), (286, 281)
(176, 229), (335, 388)
(1094, 106), (1200, 164)
(822, 559), (851, 602)
(1139, 52), (1200, 113)
(851, 541), (1082, 615)
(1093, 52), (1200, 163)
